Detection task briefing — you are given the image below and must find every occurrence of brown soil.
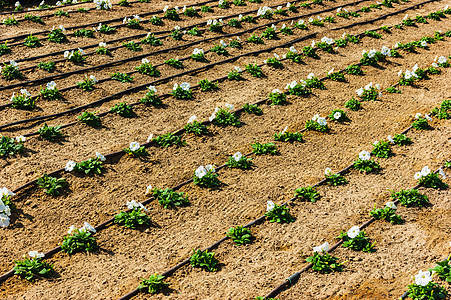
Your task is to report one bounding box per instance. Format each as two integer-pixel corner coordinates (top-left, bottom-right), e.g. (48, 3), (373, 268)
(0, 0), (450, 299)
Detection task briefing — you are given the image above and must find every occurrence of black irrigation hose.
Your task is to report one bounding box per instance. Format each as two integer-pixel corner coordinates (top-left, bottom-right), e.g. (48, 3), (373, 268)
(263, 159), (448, 299)
(0, 0), (435, 129)
(0, 0), (218, 44)
(0, 0), (369, 66)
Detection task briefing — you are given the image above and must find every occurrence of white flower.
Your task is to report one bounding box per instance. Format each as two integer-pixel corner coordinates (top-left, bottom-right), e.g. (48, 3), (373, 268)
(286, 2), (291, 7)
(234, 66), (242, 72)
(180, 82), (191, 91)
(404, 70), (412, 80)
(274, 53), (280, 59)
(415, 113), (422, 119)
(414, 172), (422, 180)
(307, 73), (315, 80)
(0, 187), (15, 198)
(232, 152), (242, 162)
(333, 111), (341, 120)
(347, 226), (360, 239)
(15, 1), (20, 7)
(311, 40), (315, 48)
(148, 85), (157, 93)
(64, 51), (70, 58)
(15, 135), (26, 143)
(129, 142), (140, 152)
(28, 251), (45, 258)
(220, 40), (227, 47)
(312, 114), (320, 121)
(238, 14), (243, 20)
(126, 200), (139, 209)
(46, 81), (57, 90)
(89, 75), (98, 83)
(425, 114), (432, 121)
(387, 135), (395, 144)
(421, 166), (431, 177)
(356, 88), (364, 97)
(437, 56), (447, 64)
(298, 20), (305, 25)
(81, 222), (96, 233)
(325, 167), (332, 175)
(328, 68), (335, 75)
(438, 168), (446, 179)
(432, 62), (438, 68)
(65, 160), (76, 172)
(205, 164), (215, 172)
(20, 88), (31, 97)
(174, 25), (180, 31)
(386, 202), (397, 210)
(195, 166), (207, 178)
(266, 200), (275, 212)
(141, 58), (150, 64)
(95, 152), (106, 162)
(0, 214), (9, 227)
(373, 141), (379, 146)
(397, 69), (403, 77)
(368, 49), (377, 58)
(192, 48), (204, 55)
(208, 113), (216, 122)
(163, 5), (168, 12)
(146, 134), (153, 143)
(188, 115), (197, 123)
(364, 82), (373, 90)
(420, 41), (427, 47)
(225, 103), (234, 110)
(145, 185), (153, 195)
(99, 42), (106, 48)
(359, 150), (371, 161)
(321, 36), (334, 45)
(313, 242), (330, 254)
(272, 89), (282, 94)
(67, 225), (76, 234)
(415, 270), (432, 286)
(317, 117), (327, 126)
(271, 24), (276, 30)
(375, 84), (381, 90)
(381, 46), (390, 56)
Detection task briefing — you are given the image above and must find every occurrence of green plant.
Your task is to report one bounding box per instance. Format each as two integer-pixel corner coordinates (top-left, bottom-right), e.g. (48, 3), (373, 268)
(213, 107), (241, 127)
(345, 64), (363, 76)
(95, 44), (109, 55)
(265, 203), (295, 223)
(274, 130), (303, 142)
(369, 204), (402, 224)
(190, 249), (219, 271)
(24, 14), (43, 24)
(152, 188), (189, 209)
(148, 15), (162, 25)
(77, 111), (101, 127)
(200, 5), (212, 12)
(98, 24), (116, 33)
(165, 58), (183, 68)
(118, 0), (129, 6)
(429, 258), (451, 283)
(228, 18), (241, 28)
(371, 140), (392, 158)
(37, 174), (67, 195)
(0, 42), (11, 55)
(337, 230), (375, 252)
(302, 46), (318, 58)
(309, 19), (324, 26)
(247, 33), (264, 44)
(193, 166), (220, 188)
(327, 70), (345, 82)
(418, 173), (448, 190)
(412, 117), (430, 130)
(209, 21), (223, 33)
(11, 91), (35, 109)
(242, 15), (256, 23)
(406, 282), (447, 300)
(345, 97), (361, 111)
(114, 208), (151, 229)
(77, 7), (88, 12)
(226, 152), (252, 169)
(138, 274), (169, 294)
(55, 9), (69, 17)
(305, 76), (325, 90)
(48, 28), (66, 43)
(184, 7), (197, 17)
(306, 252), (344, 273)
(265, 57), (283, 68)
(245, 63), (263, 78)
(229, 39), (242, 48)
(172, 83), (192, 100)
(386, 86), (401, 93)
(392, 133), (412, 145)
(187, 27), (202, 36)
(123, 41), (142, 51)
(0, 136), (25, 157)
(73, 29), (94, 38)
(210, 44), (228, 55)
(38, 83), (61, 101)
(74, 158), (103, 175)
(13, 257), (54, 281)
(124, 18), (141, 29)
(123, 142), (149, 157)
(64, 49), (85, 63)
(77, 75), (98, 91)
(199, 79), (218, 91)
(1, 62), (22, 80)
(268, 90), (286, 105)
(141, 33), (163, 46)
(164, 8), (180, 20)
(38, 124), (62, 141)
(3, 16), (18, 25)
(37, 61), (55, 72)
(111, 102), (134, 117)
(242, 103), (262, 115)
(287, 81), (312, 96)
(391, 189), (429, 207)
(111, 72), (134, 83)
(228, 68), (243, 80)
(262, 26), (277, 39)
(185, 120), (209, 136)
(430, 99), (451, 119)
(353, 157), (380, 173)
(227, 226), (252, 245)
(305, 117), (328, 132)
(251, 142), (277, 155)
(24, 34), (41, 48)
(294, 186), (320, 202)
(325, 170), (347, 186)
(61, 228), (99, 254)
(152, 133), (186, 148)
(334, 38), (347, 47)
(191, 48), (205, 61)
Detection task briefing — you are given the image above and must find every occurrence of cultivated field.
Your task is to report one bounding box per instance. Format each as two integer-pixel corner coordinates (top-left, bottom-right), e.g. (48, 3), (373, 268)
(0, 0), (450, 299)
